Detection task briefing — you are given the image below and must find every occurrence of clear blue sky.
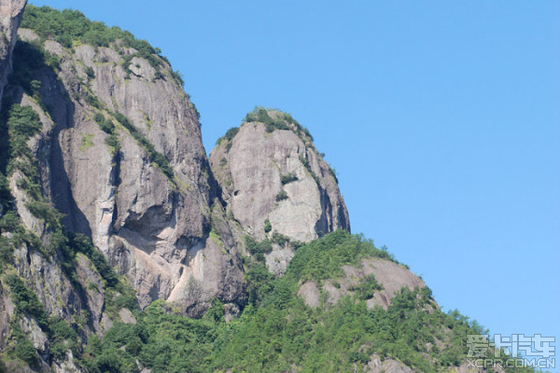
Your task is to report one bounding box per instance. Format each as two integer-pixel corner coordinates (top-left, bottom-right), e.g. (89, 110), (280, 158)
(30, 0), (559, 363)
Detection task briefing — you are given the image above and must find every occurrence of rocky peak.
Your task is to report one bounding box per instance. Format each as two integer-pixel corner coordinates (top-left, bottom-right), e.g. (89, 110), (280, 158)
(210, 107), (350, 244)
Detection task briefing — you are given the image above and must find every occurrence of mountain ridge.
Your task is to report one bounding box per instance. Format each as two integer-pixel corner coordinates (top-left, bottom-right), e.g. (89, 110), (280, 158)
(0, 4), (536, 373)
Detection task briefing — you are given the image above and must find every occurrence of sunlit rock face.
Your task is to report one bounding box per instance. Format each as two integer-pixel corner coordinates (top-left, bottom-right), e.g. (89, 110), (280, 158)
(210, 110), (350, 244)
(6, 21), (246, 318)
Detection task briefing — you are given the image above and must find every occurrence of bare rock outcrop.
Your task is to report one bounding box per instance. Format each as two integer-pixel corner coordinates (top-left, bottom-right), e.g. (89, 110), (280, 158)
(366, 355), (415, 373)
(298, 258), (426, 309)
(209, 109), (350, 245)
(0, 0), (26, 109)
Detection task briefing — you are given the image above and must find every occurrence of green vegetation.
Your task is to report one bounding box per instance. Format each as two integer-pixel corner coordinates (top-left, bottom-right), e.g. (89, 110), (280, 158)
(20, 5), (184, 86)
(25, 200), (64, 230)
(0, 99), (136, 367)
(69, 232), (120, 288)
(275, 189), (288, 201)
(5, 274), (80, 363)
(0, 101), (74, 254)
(0, 104), (66, 259)
(243, 106), (313, 141)
(0, 209), (135, 366)
(82, 231), (506, 373)
(299, 153), (321, 185)
(209, 229), (223, 246)
(280, 172), (298, 185)
(245, 236), (272, 262)
(2, 104), (42, 170)
(287, 230), (394, 283)
(79, 134), (94, 151)
(0, 209), (41, 271)
(8, 321), (38, 365)
(82, 301), (216, 373)
(216, 126), (239, 146)
(22, 5), (135, 49)
(143, 112), (152, 130)
(225, 141), (233, 153)
(6, 274), (50, 330)
(329, 166), (339, 184)
(49, 318), (79, 359)
(245, 107), (290, 133)
(0, 357), (7, 372)
(94, 112), (114, 133)
(263, 218), (272, 233)
(216, 126), (240, 153)
(83, 89), (102, 108)
(94, 113), (120, 154)
(349, 274), (383, 300)
(0, 168), (13, 209)
(112, 112), (175, 182)
(84, 65), (95, 79)
(0, 7), (537, 373)
(245, 231), (295, 260)
(271, 232), (291, 247)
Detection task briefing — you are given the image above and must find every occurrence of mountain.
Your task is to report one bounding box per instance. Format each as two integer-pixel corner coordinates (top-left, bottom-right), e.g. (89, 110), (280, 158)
(0, 3), (535, 373)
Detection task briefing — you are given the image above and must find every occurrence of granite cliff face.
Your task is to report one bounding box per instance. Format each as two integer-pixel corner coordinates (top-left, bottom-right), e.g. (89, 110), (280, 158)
(9, 25), (246, 314)
(210, 110), (349, 243)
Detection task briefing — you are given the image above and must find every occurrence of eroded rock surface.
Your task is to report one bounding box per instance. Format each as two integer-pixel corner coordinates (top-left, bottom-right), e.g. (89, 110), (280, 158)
(298, 258), (426, 309)
(4, 23), (246, 316)
(366, 355), (415, 373)
(210, 111), (350, 244)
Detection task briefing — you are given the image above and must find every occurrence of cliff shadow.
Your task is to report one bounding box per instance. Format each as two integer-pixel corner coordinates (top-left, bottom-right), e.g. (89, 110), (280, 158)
(9, 39), (92, 237)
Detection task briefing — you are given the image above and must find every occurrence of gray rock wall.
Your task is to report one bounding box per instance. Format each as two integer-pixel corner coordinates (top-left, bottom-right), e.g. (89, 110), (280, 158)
(7, 28), (246, 314)
(210, 116), (350, 243)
